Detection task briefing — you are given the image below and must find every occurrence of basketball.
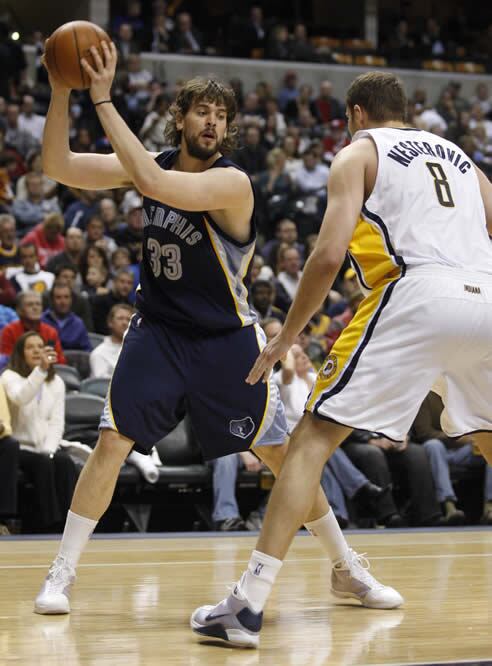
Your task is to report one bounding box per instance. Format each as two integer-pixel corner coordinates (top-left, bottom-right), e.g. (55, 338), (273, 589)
(44, 21), (110, 90)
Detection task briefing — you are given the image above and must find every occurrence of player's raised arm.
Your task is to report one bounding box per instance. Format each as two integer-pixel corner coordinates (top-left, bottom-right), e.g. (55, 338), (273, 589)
(80, 42), (251, 212)
(475, 165), (492, 236)
(42, 57), (133, 190)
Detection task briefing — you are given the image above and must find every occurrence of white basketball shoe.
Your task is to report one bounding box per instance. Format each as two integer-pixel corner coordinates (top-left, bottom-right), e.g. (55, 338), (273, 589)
(34, 556), (76, 615)
(331, 548), (404, 609)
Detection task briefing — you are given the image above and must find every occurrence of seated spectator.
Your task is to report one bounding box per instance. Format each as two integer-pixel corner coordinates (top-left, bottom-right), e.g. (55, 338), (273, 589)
(0, 214), (20, 270)
(251, 281), (285, 322)
(263, 99), (287, 148)
(289, 23), (318, 62)
(0, 292), (66, 364)
(11, 172), (61, 235)
(111, 247), (139, 299)
(115, 194), (144, 262)
(90, 304), (133, 377)
(64, 189), (99, 230)
(18, 95), (45, 143)
(126, 53), (153, 104)
(91, 269), (135, 334)
(82, 265), (110, 300)
(277, 70), (299, 112)
(276, 245), (302, 301)
(282, 135), (302, 180)
(0, 303), (18, 331)
(412, 391), (492, 525)
(266, 24), (290, 60)
(0, 265), (16, 308)
(150, 12), (171, 53)
(233, 126), (268, 181)
(170, 12), (203, 55)
(9, 243), (54, 294)
(21, 213), (65, 269)
(2, 332), (78, 531)
(323, 119), (350, 163)
(98, 197), (123, 238)
(70, 127), (96, 153)
(257, 148), (293, 229)
(285, 84), (321, 125)
(471, 83), (492, 116)
(262, 218), (303, 268)
(5, 103), (39, 159)
(85, 214), (118, 257)
(49, 265), (93, 331)
(80, 245), (111, 292)
(241, 93), (266, 130)
(0, 120), (24, 184)
(114, 22), (140, 61)
(210, 451), (267, 531)
(139, 94), (171, 151)
(46, 227), (85, 274)
(315, 80), (344, 124)
(41, 283), (91, 352)
(0, 381), (19, 535)
(15, 149), (57, 201)
(294, 148), (330, 196)
(343, 429), (442, 526)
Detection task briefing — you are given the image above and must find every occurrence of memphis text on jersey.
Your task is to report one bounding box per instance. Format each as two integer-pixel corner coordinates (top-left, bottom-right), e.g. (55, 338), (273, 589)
(143, 204), (203, 245)
(387, 139), (472, 173)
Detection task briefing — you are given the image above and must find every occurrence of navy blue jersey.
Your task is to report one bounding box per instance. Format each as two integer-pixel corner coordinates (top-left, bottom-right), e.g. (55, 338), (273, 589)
(136, 150), (258, 332)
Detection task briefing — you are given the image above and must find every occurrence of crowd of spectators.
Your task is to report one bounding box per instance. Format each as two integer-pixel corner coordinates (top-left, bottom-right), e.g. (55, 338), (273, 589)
(0, 8), (490, 533)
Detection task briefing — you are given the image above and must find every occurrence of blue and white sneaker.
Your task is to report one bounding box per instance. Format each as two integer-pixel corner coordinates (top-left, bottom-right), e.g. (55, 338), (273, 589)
(191, 586), (262, 648)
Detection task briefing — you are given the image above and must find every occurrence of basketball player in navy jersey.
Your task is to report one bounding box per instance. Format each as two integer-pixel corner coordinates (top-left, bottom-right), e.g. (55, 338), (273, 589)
(35, 42), (401, 624)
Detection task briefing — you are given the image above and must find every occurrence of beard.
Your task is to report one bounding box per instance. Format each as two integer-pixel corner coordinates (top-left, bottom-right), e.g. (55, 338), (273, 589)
(183, 129), (221, 160)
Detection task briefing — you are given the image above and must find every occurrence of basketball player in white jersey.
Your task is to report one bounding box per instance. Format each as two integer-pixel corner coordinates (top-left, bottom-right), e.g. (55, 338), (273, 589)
(193, 71), (492, 647)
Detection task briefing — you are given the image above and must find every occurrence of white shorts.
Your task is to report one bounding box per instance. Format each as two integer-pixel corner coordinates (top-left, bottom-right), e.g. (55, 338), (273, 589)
(306, 265), (492, 440)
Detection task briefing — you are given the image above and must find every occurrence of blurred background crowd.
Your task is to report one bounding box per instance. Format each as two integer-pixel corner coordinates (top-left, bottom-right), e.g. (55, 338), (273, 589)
(0, 0), (490, 535)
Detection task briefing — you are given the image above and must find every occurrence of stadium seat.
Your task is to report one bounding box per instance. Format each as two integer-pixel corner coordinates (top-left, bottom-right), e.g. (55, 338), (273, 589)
(422, 60), (454, 72)
(154, 417), (210, 487)
(64, 393), (105, 447)
(332, 52), (353, 65)
(80, 376), (110, 398)
(54, 364), (81, 393)
(64, 350), (91, 379)
(88, 332), (104, 349)
(354, 54), (387, 66)
(310, 36), (341, 49)
(250, 48), (264, 59)
(344, 38), (375, 51)
(454, 62), (486, 74)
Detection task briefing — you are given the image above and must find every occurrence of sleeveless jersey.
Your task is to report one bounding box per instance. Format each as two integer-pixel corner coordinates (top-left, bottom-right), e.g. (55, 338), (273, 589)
(136, 150), (257, 332)
(349, 127), (492, 291)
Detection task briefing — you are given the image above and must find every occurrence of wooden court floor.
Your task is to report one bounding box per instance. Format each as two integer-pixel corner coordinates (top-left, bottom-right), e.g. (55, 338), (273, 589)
(1, 529), (492, 666)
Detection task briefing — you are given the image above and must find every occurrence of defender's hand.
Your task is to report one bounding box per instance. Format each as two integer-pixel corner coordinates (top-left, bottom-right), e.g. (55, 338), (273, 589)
(246, 332), (293, 385)
(81, 41), (117, 105)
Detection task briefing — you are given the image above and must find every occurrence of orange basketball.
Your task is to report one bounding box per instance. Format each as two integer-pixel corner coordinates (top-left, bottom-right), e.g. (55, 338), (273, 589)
(44, 21), (111, 90)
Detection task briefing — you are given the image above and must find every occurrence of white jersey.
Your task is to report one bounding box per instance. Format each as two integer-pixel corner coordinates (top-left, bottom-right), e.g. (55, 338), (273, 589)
(349, 127), (492, 291)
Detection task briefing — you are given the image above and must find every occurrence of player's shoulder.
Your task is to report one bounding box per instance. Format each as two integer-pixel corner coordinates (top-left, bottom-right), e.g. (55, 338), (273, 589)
(332, 137), (375, 169)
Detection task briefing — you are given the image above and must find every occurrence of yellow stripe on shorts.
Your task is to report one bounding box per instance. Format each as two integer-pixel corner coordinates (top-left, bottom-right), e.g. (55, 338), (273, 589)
(306, 276), (399, 413)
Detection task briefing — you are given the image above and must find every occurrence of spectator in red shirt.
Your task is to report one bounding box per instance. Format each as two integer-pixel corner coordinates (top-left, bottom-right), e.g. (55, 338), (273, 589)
(0, 291), (66, 364)
(21, 213), (65, 269)
(0, 265), (16, 307)
(314, 80), (345, 124)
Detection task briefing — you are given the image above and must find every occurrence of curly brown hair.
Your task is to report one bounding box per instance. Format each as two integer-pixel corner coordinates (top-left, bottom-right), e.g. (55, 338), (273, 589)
(8, 331), (55, 382)
(164, 77), (239, 153)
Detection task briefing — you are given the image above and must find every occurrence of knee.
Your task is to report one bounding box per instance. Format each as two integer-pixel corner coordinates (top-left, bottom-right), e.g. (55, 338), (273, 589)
(423, 438), (445, 455)
(255, 442), (288, 475)
(95, 430), (133, 467)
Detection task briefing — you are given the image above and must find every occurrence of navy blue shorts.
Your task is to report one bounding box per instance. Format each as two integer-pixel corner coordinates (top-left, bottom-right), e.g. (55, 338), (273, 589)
(100, 314), (287, 460)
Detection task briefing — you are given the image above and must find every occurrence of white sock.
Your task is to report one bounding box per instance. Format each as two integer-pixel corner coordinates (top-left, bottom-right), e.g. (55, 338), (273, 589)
(305, 509), (349, 563)
(237, 549), (282, 613)
(58, 510), (98, 569)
